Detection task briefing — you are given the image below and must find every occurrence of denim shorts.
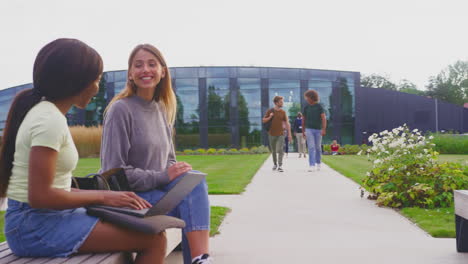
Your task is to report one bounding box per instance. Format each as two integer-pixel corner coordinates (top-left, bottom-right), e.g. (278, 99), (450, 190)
(4, 199), (99, 257)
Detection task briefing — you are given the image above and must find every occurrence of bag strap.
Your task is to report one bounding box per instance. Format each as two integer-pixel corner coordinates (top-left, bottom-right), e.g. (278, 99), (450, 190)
(71, 177), (80, 189)
(84, 173), (111, 190)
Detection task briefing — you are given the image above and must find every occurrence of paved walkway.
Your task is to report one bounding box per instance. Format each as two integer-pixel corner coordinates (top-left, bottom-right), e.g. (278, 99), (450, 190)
(169, 154), (468, 263)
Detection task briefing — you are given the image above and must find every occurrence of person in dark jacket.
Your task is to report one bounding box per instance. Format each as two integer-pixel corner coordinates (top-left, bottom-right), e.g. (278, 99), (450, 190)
(293, 112), (307, 158)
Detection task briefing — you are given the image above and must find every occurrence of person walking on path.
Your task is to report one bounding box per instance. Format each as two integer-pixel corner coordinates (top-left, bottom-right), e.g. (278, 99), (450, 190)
(262, 96), (292, 172)
(293, 112), (307, 158)
(302, 90), (327, 172)
(284, 128), (289, 158)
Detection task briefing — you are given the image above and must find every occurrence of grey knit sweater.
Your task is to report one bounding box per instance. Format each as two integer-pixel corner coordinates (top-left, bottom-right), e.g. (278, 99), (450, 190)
(99, 96), (176, 192)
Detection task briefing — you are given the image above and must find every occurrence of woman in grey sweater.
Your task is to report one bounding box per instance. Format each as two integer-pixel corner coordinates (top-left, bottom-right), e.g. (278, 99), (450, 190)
(100, 44), (211, 264)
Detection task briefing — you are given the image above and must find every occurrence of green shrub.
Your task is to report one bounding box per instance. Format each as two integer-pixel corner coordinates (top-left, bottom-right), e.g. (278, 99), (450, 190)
(323, 144), (367, 155)
(363, 125), (468, 208)
(250, 145), (269, 154)
(183, 149), (194, 155)
(431, 134), (468, 154)
(360, 144), (369, 153)
(227, 148), (239, 154)
(206, 148), (217, 154)
(216, 148), (227, 154)
(240, 147), (250, 153)
(342, 144), (361, 154)
(195, 148), (206, 155)
(175, 151), (183, 155)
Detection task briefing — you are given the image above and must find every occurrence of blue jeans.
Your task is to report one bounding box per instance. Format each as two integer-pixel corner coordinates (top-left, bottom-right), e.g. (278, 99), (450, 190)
(305, 128), (322, 166)
(136, 172), (210, 264)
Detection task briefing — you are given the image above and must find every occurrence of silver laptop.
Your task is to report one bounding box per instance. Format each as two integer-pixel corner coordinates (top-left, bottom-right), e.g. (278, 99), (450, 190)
(90, 171), (206, 218)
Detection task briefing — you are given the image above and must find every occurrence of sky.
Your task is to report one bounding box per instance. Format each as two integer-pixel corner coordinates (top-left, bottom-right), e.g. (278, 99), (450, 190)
(0, 0), (467, 90)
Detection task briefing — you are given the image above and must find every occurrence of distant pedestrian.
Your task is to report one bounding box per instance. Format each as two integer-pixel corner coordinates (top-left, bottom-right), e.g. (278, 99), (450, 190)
(262, 96), (292, 172)
(293, 112), (307, 158)
(302, 90), (327, 172)
(284, 128), (289, 158)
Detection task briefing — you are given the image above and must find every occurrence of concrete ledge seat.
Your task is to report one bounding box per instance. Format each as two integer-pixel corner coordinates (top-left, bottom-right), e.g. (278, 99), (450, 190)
(454, 190), (468, 252)
(0, 228), (181, 264)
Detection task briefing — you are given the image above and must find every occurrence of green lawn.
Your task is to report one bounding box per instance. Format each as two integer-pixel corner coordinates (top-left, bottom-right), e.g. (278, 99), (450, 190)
(210, 206), (231, 236)
(322, 154), (467, 238)
(0, 211), (4, 242)
(400, 207), (455, 237)
(322, 155), (370, 186)
(74, 154), (269, 194)
(1, 154), (266, 242)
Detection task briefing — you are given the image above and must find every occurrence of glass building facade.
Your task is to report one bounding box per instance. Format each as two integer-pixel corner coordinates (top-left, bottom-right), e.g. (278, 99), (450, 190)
(0, 67), (360, 149)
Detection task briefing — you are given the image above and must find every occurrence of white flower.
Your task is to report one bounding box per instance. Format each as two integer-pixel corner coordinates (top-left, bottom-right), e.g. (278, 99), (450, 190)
(420, 167), (424, 170)
(357, 150), (362, 156)
(429, 136), (434, 140)
(406, 172), (411, 176)
(413, 129), (419, 132)
(374, 159), (382, 164)
(388, 167), (394, 171)
(366, 172), (371, 176)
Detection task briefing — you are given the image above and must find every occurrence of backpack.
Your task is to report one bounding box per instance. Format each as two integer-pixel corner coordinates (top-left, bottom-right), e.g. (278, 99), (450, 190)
(262, 108), (274, 132)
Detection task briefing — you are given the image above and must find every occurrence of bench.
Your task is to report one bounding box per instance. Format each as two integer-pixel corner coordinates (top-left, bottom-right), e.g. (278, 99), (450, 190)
(0, 228), (181, 264)
(454, 190), (468, 252)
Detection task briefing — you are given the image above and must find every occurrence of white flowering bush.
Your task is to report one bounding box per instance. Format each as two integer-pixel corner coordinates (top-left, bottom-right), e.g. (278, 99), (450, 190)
(362, 124), (468, 208)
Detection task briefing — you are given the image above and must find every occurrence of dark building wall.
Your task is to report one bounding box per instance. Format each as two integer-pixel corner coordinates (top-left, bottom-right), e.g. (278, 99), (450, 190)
(437, 100), (464, 133)
(355, 87), (467, 144)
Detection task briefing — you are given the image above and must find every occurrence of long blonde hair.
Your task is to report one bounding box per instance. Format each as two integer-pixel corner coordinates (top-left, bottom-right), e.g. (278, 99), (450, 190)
(105, 44), (176, 125)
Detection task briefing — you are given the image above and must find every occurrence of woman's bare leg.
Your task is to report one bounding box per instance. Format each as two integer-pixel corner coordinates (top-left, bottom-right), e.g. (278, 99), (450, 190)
(78, 221), (166, 264)
(186, 230), (210, 258)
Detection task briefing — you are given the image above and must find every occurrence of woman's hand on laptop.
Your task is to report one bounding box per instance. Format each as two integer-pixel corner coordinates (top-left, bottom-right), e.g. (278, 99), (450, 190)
(101, 191), (151, 210)
(168, 162), (192, 181)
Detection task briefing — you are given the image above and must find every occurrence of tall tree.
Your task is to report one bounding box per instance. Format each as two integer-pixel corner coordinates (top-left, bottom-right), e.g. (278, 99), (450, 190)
(426, 60), (468, 106)
(361, 74), (397, 91)
(398, 79), (425, 96)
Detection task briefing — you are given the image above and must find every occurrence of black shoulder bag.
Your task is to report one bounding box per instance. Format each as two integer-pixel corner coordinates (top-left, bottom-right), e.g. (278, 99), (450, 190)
(72, 168), (186, 234)
(71, 168), (130, 191)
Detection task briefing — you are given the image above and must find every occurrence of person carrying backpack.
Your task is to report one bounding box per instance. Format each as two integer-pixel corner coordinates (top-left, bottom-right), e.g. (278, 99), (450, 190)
(262, 96), (292, 172)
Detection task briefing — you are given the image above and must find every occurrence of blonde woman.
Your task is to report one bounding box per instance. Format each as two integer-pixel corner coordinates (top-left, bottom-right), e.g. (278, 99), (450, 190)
(100, 44), (211, 264)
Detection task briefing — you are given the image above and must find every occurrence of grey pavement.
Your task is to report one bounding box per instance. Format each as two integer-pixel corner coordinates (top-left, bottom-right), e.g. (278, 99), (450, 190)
(167, 154), (468, 263)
